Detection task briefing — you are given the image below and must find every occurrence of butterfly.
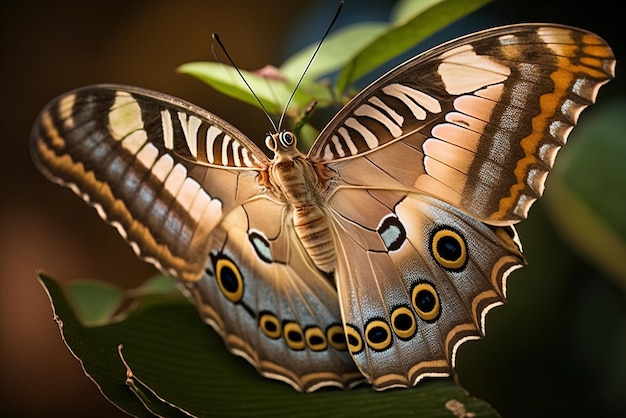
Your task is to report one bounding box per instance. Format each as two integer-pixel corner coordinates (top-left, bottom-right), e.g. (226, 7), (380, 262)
(30, 23), (614, 392)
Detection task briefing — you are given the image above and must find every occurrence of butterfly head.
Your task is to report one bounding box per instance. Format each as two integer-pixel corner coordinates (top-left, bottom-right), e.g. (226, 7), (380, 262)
(265, 130), (301, 161)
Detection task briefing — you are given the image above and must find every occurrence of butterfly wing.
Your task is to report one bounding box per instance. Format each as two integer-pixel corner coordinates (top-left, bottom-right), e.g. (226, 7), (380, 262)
(182, 196), (363, 391)
(327, 188), (523, 388)
(30, 84), (362, 391)
(310, 24), (614, 388)
(311, 24), (615, 225)
(31, 84), (269, 281)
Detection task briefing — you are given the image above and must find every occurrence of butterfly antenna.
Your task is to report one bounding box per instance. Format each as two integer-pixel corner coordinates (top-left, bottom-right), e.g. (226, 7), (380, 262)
(278, 0), (344, 131)
(212, 33), (278, 132)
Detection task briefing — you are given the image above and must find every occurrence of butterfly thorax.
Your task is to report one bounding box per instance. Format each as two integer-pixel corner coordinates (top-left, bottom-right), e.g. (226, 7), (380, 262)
(264, 131), (336, 273)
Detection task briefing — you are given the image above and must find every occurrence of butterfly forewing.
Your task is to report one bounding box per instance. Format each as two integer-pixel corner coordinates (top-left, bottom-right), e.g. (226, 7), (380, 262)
(312, 24), (615, 225)
(30, 85), (268, 281)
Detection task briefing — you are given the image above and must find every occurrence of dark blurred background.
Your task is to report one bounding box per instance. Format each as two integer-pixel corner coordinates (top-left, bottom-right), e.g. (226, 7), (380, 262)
(1, 1), (623, 417)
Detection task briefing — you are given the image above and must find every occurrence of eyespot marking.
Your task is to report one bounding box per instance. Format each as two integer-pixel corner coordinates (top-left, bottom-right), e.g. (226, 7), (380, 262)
(212, 254), (244, 303)
(283, 321), (305, 351)
(430, 226), (468, 271)
(364, 319), (393, 351)
(411, 281), (441, 322)
(259, 311), (281, 339)
(345, 324), (364, 355)
(304, 326), (328, 352)
(390, 306), (417, 340)
(326, 324), (348, 351)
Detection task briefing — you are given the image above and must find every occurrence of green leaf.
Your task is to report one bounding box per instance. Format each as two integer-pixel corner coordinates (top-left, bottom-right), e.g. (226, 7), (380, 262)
(279, 22), (389, 82)
(178, 62), (314, 114)
(124, 363), (192, 418)
(544, 99), (626, 290)
(40, 273), (500, 417)
(335, 0), (492, 94)
(39, 274), (170, 417)
(390, 0), (452, 24)
(64, 279), (125, 326)
(130, 275), (179, 296)
(180, 0), (491, 124)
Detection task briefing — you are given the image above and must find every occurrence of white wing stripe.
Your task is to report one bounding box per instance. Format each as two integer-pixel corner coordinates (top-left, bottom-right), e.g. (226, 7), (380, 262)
(163, 163), (187, 198)
(382, 83), (441, 120)
(368, 96), (404, 126)
(345, 117), (378, 149)
(136, 142), (159, 168)
(222, 135), (232, 165)
(121, 130), (147, 154)
(108, 92), (143, 141)
(355, 103), (403, 137)
(177, 112), (201, 157)
(331, 135), (346, 157)
(161, 110), (174, 150)
(205, 125), (221, 164)
(231, 140), (242, 167)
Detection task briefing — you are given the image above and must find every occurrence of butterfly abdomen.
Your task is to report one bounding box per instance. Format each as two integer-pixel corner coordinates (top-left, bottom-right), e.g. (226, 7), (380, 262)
(293, 204), (336, 273)
(267, 153), (336, 273)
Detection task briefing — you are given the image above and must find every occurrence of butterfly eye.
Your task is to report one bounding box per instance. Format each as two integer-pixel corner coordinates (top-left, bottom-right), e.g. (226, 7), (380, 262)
(279, 131), (295, 148)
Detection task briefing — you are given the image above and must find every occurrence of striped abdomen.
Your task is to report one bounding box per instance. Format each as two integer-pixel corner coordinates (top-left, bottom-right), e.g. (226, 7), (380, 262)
(269, 157), (336, 273)
(293, 204), (336, 273)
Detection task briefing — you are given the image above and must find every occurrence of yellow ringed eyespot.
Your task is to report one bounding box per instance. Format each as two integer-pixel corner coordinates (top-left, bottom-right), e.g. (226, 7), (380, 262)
(390, 306), (417, 339)
(431, 227), (467, 271)
(215, 256), (244, 303)
(345, 324), (363, 354)
(326, 324), (348, 351)
(304, 326), (327, 351)
(259, 312), (281, 339)
(365, 319), (392, 351)
(283, 321), (305, 351)
(412, 282), (441, 321)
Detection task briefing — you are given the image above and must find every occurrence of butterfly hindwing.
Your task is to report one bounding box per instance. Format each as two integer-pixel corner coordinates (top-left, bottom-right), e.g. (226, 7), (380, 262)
(328, 188), (524, 388)
(311, 24), (615, 225)
(30, 84), (268, 281)
(182, 196), (363, 391)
